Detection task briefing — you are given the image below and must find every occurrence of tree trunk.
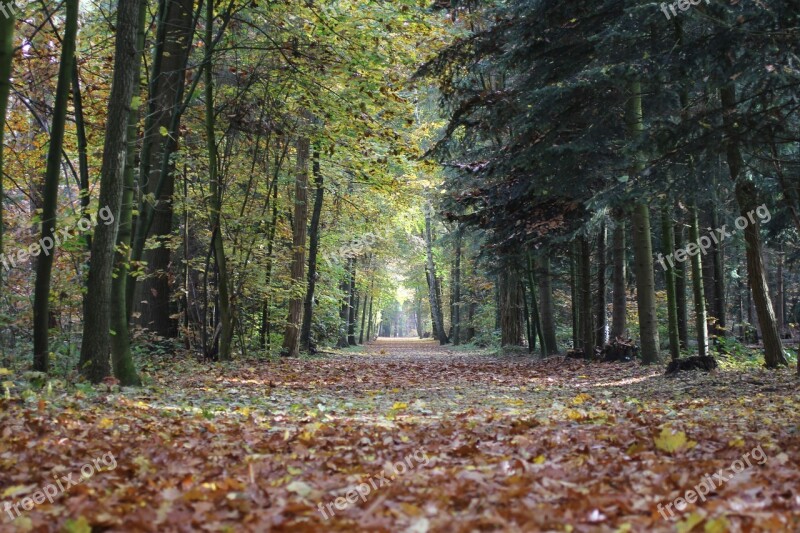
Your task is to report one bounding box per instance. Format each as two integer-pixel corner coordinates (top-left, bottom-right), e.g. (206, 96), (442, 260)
(499, 269), (524, 347)
(673, 218), (689, 349)
(336, 259), (352, 348)
(282, 137), (310, 357)
(424, 209), (449, 344)
(111, 0), (148, 386)
(452, 227), (462, 345)
(359, 286), (369, 344)
(721, 84), (786, 367)
(774, 247), (784, 337)
(627, 81), (660, 364)
(595, 222), (608, 347)
(579, 236), (593, 357)
(571, 243), (580, 349)
(537, 256), (558, 354)
(689, 206), (709, 358)
(299, 149), (322, 352)
(348, 277), (358, 346)
(611, 221), (627, 339)
(131, 0), (196, 331)
(79, 0), (143, 382)
(661, 207), (680, 361)
(32, 0), (78, 372)
(204, 0), (233, 361)
(0, 0), (15, 276)
(366, 289), (374, 342)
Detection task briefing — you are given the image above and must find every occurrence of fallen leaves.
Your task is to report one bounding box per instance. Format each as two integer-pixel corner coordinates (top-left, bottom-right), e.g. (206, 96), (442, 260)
(0, 339), (798, 531)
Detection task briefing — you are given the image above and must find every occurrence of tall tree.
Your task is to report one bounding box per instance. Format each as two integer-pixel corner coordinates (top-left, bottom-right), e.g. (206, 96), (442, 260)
(626, 81), (660, 364)
(32, 0), (79, 373)
(424, 207), (448, 344)
(282, 136), (310, 357)
(80, 0), (145, 382)
(300, 149), (323, 352)
(611, 221), (626, 340)
(0, 1), (15, 272)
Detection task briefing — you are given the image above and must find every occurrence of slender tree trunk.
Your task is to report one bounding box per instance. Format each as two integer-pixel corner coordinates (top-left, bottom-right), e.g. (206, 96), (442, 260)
(579, 236), (593, 357)
(452, 227), (462, 345)
(627, 81), (660, 364)
(571, 243), (580, 349)
(71, 62), (92, 248)
(337, 259), (352, 348)
(521, 274), (534, 353)
(424, 209), (449, 344)
(774, 247), (784, 337)
(299, 149), (323, 352)
(611, 221), (627, 339)
(204, 0), (233, 361)
(366, 290), (374, 342)
(674, 218), (689, 349)
(499, 269), (523, 347)
(710, 195), (726, 333)
(721, 84), (786, 367)
(661, 207), (680, 361)
(537, 256), (558, 354)
(348, 278), (358, 346)
(32, 0), (79, 372)
(359, 288), (369, 344)
(689, 206), (709, 358)
(526, 253), (546, 356)
(282, 137), (310, 357)
(111, 0), (148, 386)
(595, 222), (608, 347)
(79, 0), (143, 382)
(0, 0), (15, 275)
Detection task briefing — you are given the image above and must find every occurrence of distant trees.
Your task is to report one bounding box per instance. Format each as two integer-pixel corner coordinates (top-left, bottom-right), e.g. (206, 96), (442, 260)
(422, 0), (800, 366)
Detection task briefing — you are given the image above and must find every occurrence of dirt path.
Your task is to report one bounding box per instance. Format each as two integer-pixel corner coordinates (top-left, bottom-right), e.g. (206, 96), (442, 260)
(1, 339), (798, 532)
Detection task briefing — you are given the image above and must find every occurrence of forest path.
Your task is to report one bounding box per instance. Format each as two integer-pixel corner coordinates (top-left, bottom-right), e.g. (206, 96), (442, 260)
(1, 347), (798, 531)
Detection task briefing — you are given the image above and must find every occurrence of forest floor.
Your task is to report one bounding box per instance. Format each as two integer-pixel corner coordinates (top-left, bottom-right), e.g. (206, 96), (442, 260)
(1, 339), (799, 532)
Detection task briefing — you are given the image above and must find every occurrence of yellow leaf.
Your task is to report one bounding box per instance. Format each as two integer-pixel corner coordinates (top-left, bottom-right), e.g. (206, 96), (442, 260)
(98, 418), (114, 429)
(63, 516), (92, 533)
(704, 517), (730, 533)
(2, 484), (36, 498)
(655, 426), (688, 453)
(0, 368), (12, 375)
(533, 455), (546, 464)
(391, 402), (408, 410)
(571, 393), (591, 405)
(676, 512), (704, 533)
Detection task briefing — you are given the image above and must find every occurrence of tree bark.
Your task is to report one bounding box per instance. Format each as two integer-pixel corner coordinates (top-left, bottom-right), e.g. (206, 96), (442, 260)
(111, 0), (148, 386)
(299, 149), (322, 352)
(282, 137), (310, 357)
(452, 227), (462, 345)
(661, 206), (680, 361)
(499, 269), (523, 347)
(611, 221), (627, 339)
(626, 81), (660, 364)
(673, 219), (689, 349)
(204, 0), (233, 361)
(424, 209), (449, 344)
(537, 256), (558, 354)
(595, 222), (608, 347)
(32, 0), (79, 372)
(0, 0), (15, 276)
(579, 236), (593, 357)
(131, 0), (197, 331)
(689, 206), (709, 358)
(80, 0), (143, 382)
(721, 84), (786, 367)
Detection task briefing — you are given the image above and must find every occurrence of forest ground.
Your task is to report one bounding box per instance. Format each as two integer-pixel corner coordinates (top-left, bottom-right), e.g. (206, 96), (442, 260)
(1, 339), (799, 532)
